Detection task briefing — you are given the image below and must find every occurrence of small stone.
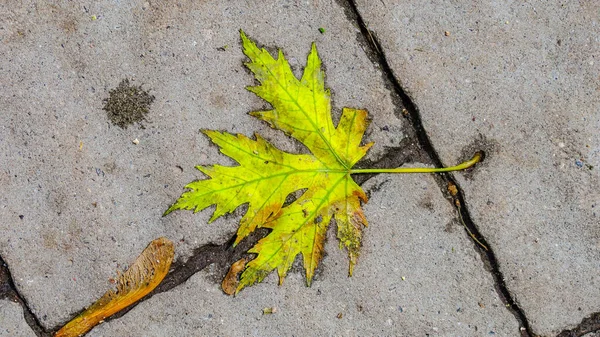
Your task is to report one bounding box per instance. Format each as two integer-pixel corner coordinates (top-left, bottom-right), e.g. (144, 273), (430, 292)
(444, 31), (450, 36)
(133, 138), (140, 145)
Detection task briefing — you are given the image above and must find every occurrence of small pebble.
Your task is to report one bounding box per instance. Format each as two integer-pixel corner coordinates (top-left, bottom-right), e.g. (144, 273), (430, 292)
(444, 31), (450, 36)
(133, 138), (140, 145)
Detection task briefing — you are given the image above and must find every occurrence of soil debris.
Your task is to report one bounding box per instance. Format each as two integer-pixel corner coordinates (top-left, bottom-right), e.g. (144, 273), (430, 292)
(103, 79), (154, 129)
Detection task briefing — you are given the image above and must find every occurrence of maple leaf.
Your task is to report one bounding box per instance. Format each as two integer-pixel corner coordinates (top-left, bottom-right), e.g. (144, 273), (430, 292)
(165, 30), (480, 292)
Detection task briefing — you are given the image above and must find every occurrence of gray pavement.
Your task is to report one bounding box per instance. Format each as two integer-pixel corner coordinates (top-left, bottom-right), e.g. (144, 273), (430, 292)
(89, 175), (517, 336)
(356, 1), (600, 335)
(0, 301), (35, 337)
(0, 1), (598, 336)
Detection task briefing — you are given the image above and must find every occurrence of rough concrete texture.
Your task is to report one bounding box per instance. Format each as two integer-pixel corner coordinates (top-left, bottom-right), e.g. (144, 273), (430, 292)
(1, 0), (598, 336)
(90, 175), (517, 337)
(0, 300), (35, 337)
(0, 0), (405, 331)
(355, 0), (600, 335)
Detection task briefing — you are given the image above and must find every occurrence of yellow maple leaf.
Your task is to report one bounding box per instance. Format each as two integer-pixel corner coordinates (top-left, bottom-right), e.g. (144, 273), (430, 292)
(165, 30), (480, 293)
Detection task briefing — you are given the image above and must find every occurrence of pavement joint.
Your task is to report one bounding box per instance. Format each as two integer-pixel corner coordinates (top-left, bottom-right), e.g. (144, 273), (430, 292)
(0, 18), (429, 335)
(2, 2), (596, 335)
(42, 228), (266, 334)
(342, 0), (539, 336)
(44, 134), (426, 333)
(556, 312), (600, 337)
(44, 148), (422, 335)
(1, 256), (48, 337)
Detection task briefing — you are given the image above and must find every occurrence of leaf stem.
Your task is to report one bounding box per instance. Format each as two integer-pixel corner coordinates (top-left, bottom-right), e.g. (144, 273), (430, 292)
(350, 151), (482, 174)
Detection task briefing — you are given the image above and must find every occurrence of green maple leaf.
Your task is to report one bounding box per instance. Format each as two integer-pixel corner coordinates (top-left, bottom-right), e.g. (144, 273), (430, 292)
(165, 30), (480, 293)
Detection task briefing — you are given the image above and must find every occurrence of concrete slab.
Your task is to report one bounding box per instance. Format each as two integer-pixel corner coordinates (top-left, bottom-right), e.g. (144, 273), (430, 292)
(0, 300), (36, 337)
(0, 0), (406, 330)
(89, 175), (517, 337)
(355, 1), (600, 335)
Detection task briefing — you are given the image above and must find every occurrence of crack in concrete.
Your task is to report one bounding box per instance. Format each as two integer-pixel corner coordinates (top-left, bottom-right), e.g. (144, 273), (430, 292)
(95, 228), (269, 325)
(3, 27), (428, 337)
(3, 4), (597, 336)
(340, 0), (541, 336)
(556, 312), (600, 337)
(1, 256), (49, 337)
(41, 228), (268, 334)
(1, 22), (530, 337)
(41, 148), (424, 332)
(1, 227), (266, 336)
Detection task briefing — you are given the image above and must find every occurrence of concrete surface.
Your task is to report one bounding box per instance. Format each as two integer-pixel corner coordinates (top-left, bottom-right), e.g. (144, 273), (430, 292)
(89, 175), (517, 337)
(0, 0), (403, 331)
(0, 300), (35, 337)
(0, 0), (597, 336)
(355, 0), (600, 335)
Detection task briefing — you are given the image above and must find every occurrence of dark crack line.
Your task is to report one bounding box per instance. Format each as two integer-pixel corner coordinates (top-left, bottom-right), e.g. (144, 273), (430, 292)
(43, 30), (429, 337)
(1, 256), (50, 337)
(107, 228), (268, 322)
(342, 0), (535, 336)
(47, 228), (268, 334)
(48, 144), (422, 334)
(6, 5), (595, 336)
(556, 312), (600, 337)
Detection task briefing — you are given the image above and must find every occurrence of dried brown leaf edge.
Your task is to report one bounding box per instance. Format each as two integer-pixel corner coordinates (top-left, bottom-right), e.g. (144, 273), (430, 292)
(55, 237), (174, 337)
